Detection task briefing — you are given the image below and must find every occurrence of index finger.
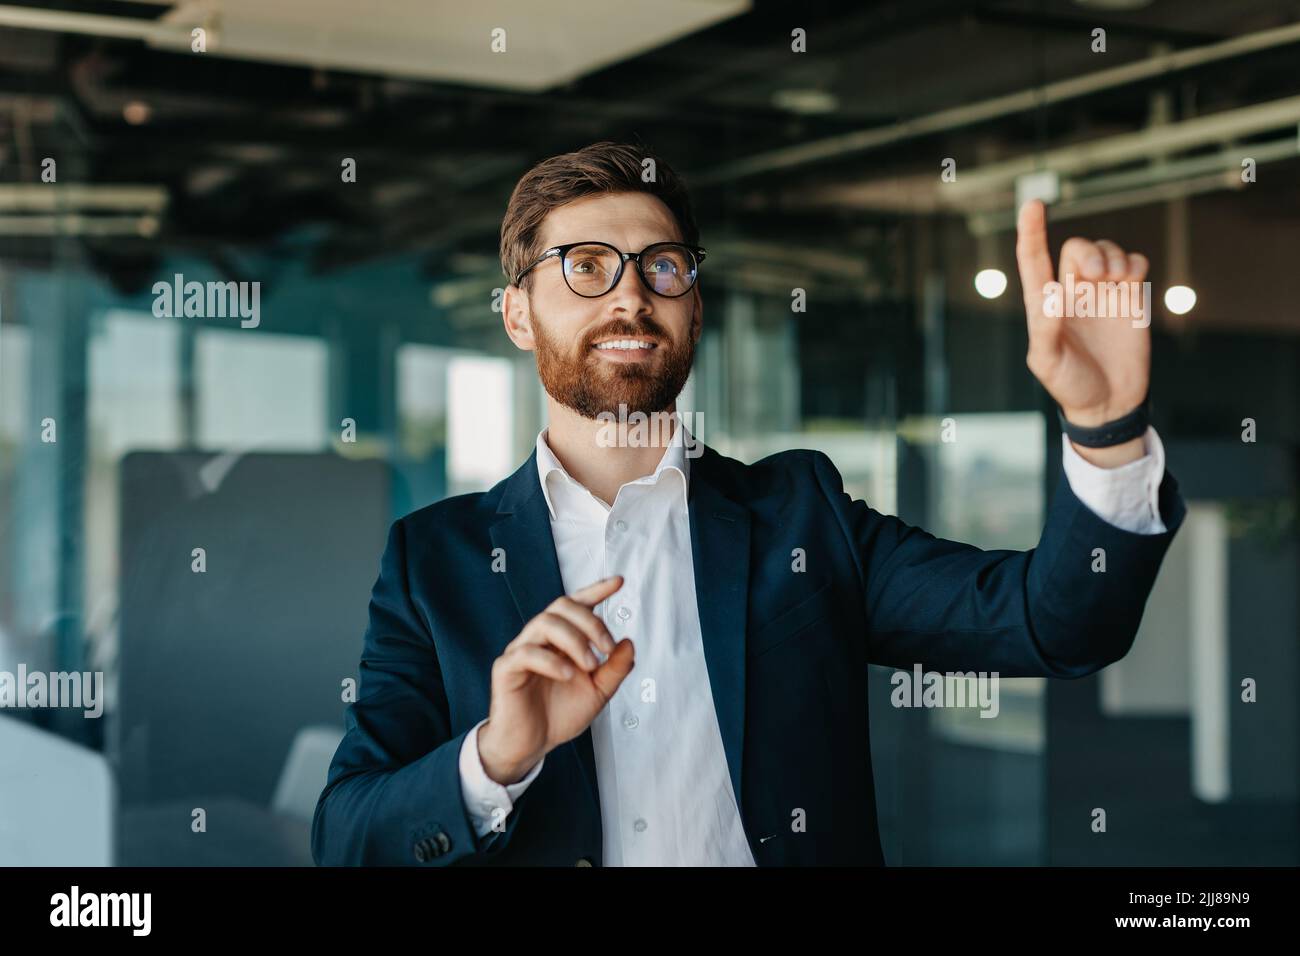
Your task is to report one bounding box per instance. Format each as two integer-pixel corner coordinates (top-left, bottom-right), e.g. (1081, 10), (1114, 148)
(567, 575), (624, 607)
(1015, 199), (1055, 317)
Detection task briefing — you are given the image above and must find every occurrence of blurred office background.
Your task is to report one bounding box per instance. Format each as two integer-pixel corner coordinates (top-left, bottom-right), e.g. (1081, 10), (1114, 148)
(0, 0), (1296, 866)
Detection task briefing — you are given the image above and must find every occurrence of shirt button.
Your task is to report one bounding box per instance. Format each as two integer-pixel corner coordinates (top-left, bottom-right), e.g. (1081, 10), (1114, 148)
(614, 519), (628, 532)
(623, 714), (639, 729)
(633, 818), (647, 833)
(616, 606), (632, 622)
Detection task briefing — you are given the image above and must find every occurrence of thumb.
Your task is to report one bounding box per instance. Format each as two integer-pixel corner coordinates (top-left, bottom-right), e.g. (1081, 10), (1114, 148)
(590, 637), (635, 701)
(1015, 199), (1055, 321)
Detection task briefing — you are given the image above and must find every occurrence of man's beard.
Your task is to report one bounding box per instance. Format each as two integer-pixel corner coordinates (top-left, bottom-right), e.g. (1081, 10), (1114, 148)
(532, 310), (696, 420)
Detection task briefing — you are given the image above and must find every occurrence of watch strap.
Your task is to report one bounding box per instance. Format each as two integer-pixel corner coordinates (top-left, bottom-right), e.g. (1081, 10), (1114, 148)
(1057, 396), (1150, 448)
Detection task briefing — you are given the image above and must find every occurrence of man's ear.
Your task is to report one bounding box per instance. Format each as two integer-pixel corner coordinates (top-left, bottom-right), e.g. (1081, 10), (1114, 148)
(502, 283), (536, 351)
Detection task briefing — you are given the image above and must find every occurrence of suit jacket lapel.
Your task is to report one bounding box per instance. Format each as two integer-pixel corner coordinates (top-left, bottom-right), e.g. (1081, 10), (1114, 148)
(488, 451), (602, 819)
(687, 445), (751, 818)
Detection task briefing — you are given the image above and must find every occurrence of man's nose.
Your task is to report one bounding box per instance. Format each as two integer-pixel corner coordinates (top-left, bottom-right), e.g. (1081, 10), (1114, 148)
(605, 260), (652, 311)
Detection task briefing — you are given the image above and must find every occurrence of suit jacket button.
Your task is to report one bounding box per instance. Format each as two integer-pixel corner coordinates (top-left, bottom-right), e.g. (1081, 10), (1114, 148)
(434, 832), (451, 855)
(575, 857), (593, 866)
(414, 841), (429, 862)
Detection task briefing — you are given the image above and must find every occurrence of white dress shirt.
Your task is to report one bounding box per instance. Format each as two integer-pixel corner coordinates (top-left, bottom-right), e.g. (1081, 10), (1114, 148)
(457, 418), (1168, 864)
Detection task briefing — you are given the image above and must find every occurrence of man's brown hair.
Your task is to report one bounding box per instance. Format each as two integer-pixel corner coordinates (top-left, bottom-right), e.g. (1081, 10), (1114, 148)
(499, 141), (699, 290)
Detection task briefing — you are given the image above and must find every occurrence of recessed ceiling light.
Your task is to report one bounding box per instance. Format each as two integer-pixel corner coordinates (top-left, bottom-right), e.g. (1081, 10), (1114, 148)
(974, 269), (1008, 299)
(1164, 285), (1197, 315)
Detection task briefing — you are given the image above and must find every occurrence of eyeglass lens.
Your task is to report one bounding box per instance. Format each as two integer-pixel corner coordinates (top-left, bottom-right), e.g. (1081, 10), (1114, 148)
(561, 243), (697, 297)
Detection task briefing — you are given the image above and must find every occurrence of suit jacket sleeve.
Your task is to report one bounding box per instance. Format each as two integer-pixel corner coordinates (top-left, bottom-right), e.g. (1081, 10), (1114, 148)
(811, 450), (1187, 678)
(311, 517), (533, 865)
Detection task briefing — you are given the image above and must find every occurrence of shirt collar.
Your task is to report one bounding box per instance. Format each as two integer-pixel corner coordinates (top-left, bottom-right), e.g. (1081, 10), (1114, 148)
(535, 412), (693, 521)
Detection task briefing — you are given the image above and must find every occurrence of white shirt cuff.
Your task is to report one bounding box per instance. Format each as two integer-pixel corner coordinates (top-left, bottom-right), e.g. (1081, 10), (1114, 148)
(1060, 425), (1167, 535)
(458, 717), (545, 839)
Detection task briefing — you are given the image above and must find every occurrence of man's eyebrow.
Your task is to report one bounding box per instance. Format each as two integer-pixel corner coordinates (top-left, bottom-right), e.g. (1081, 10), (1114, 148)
(550, 237), (681, 249)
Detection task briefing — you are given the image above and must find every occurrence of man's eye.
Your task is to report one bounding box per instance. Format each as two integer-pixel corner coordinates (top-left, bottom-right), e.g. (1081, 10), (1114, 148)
(647, 258), (675, 273)
(571, 259), (597, 273)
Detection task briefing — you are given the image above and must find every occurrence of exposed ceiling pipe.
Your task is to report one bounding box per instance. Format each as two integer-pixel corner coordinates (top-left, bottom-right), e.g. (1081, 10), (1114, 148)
(965, 170), (1242, 235)
(0, 184), (169, 213)
(944, 95), (1300, 198)
(691, 20), (1300, 185)
(0, 213), (160, 236)
(1072, 136), (1299, 196)
(0, 5), (191, 43)
(792, 102), (1300, 222)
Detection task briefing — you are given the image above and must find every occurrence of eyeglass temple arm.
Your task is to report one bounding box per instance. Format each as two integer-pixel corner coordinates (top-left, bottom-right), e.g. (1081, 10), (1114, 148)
(514, 247), (562, 284)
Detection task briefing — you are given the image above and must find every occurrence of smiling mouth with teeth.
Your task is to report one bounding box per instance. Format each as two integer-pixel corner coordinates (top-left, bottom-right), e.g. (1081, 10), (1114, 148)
(592, 339), (657, 351)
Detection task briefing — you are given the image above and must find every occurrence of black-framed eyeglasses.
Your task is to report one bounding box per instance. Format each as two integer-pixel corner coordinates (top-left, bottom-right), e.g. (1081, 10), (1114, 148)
(515, 241), (706, 298)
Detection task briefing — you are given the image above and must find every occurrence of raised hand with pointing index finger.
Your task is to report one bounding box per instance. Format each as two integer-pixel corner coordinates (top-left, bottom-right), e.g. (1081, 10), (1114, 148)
(1015, 199), (1152, 465)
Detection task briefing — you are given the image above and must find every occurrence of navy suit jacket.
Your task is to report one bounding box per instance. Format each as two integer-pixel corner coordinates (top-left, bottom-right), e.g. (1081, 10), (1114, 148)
(312, 441), (1186, 866)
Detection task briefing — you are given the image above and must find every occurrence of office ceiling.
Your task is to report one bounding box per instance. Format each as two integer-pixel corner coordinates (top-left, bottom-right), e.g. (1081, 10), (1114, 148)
(1, 0), (1299, 333)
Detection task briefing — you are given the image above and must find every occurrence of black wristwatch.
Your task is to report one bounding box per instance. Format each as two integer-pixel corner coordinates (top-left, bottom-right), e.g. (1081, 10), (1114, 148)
(1057, 395), (1150, 448)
